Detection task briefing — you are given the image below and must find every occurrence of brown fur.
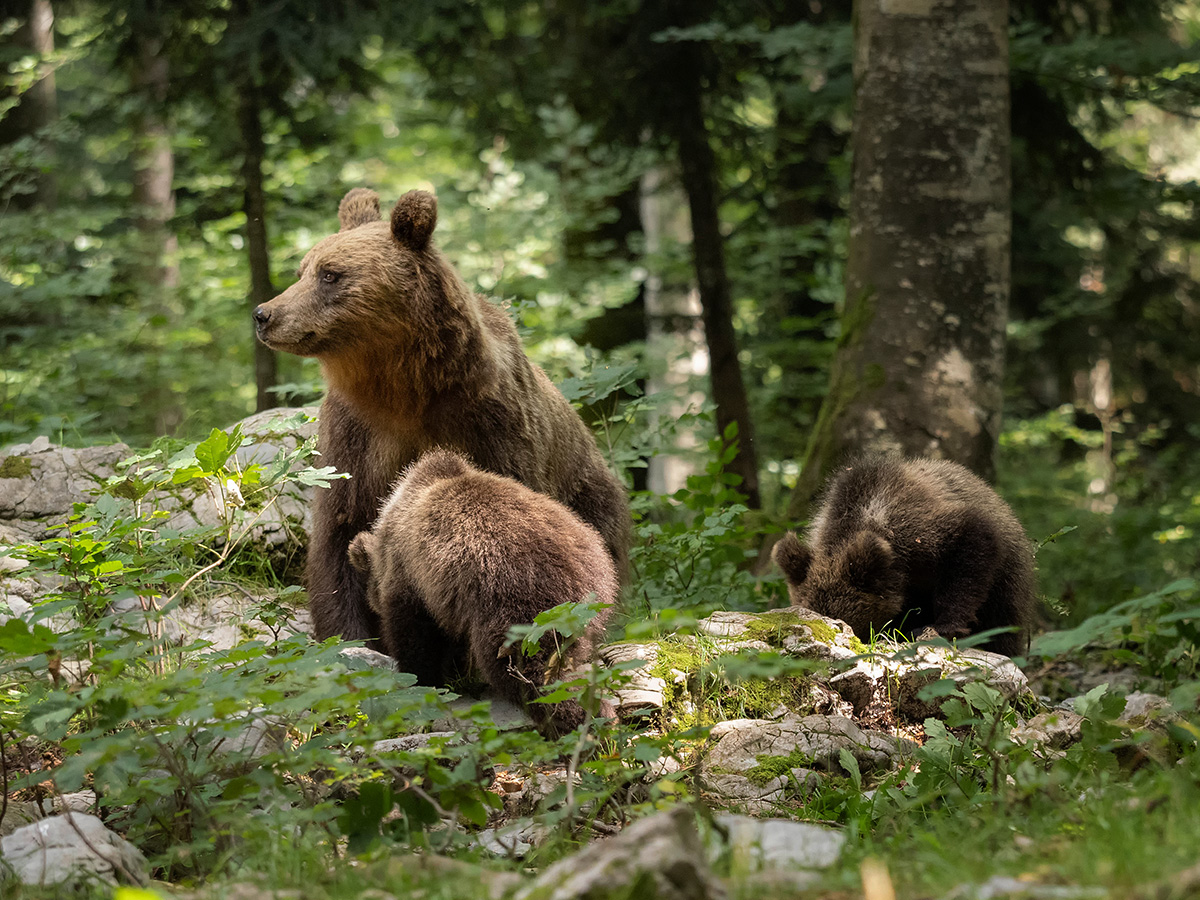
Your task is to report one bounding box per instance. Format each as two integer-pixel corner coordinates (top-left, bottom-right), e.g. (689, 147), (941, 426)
(772, 457), (1036, 657)
(253, 188), (631, 649)
(348, 449), (618, 736)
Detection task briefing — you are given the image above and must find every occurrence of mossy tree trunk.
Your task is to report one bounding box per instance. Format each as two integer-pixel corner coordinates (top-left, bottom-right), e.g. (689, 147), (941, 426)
(784, 0), (1012, 524)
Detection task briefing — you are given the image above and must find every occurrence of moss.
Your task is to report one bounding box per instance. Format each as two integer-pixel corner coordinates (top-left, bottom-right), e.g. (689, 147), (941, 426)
(647, 638), (704, 728)
(745, 748), (814, 787)
(0, 456), (32, 479)
(848, 634), (870, 655)
(743, 610), (802, 646)
(736, 676), (813, 720)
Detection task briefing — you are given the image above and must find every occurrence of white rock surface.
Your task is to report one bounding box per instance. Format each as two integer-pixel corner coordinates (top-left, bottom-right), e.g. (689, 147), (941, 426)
(714, 813), (846, 871)
(0, 813), (147, 887)
(514, 806), (726, 900)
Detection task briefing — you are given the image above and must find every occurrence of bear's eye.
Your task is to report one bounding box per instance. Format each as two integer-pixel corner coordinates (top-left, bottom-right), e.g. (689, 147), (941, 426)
(320, 270), (341, 284)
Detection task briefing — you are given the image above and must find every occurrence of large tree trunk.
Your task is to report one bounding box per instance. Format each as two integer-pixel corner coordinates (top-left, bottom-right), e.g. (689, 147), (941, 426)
(237, 82), (277, 412)
(0, 0), (57, 208)
(672, 44), (761, 509)
(784, 0), (1011, 524)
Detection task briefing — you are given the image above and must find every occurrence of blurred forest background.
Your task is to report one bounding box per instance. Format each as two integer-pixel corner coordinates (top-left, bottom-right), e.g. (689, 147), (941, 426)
(1, 0), (1199, 626)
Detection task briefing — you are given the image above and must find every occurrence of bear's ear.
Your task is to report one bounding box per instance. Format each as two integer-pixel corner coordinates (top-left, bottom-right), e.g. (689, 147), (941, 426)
(338, 188), (382, 231)
(391, 190), (438, 250)
(348, 531), (377, 573)
(839, 531), (895, 594)
(772, 532), (813, 585)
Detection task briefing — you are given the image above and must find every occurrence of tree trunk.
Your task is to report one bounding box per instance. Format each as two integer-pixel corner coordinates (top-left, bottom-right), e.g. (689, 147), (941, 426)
(237, 82), (277, 412)
(672, 45), (761, 509)
(640, 165), (708, 496)
(784, 0), (1011, 524)
(131, 33), (178, 290)
(130, 32), (182, 434)
(0, 0), (57, 208)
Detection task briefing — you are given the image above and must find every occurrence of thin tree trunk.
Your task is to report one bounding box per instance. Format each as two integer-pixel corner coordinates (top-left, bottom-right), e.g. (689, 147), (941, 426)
(672, 45), (761, 509)
(131, 34), (178, 289)
(131, 32), (181, 434)
(237, 82), (277, 412)
(784, 0), (1011, 524)
(641, 165), (707, 496)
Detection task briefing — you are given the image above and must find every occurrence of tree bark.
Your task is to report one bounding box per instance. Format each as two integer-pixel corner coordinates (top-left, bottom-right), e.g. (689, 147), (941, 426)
(672, 44), (761, 509)
(237, 82), (277, 412)
(640, 165), (708, 496)
(785, 0), (1011, 523)
(0, 0), (57, 208)
(131, 34), (178, 290)
(130, 31), (181, 434)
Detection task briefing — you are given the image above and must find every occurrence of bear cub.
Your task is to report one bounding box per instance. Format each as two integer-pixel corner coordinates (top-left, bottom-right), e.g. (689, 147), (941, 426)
(349, 449), (618, 737)
(772, 457), (1035, 657)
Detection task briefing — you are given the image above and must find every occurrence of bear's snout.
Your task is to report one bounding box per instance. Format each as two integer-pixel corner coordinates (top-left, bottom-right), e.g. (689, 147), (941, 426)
(253, 305), (271, 325)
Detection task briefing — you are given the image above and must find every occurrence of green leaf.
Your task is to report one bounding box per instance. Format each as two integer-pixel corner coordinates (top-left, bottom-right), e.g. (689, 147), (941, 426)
(194, 427), (234, 473)
(0, 618), (56, 654)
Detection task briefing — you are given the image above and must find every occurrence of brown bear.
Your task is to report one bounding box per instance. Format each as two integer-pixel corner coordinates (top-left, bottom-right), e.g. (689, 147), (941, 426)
(253, 187), (631, 653)
(772, 457), (1035, 657)
(348, 449), (618, 736)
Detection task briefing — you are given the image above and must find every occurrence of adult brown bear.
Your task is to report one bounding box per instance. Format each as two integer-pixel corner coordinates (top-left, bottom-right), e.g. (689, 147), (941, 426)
(773, 457), (1036, 656)
(348, 449), (617, 735)
(254, 188), (630, 659)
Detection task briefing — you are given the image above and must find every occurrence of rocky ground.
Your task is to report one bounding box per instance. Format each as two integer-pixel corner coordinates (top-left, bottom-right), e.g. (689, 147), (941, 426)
(0, 413), (1183, 898)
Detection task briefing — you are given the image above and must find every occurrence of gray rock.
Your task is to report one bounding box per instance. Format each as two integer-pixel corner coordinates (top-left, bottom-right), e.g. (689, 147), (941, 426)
(713, 813), (845, 871)
(1011, 710), (1083, 750)
(514, 806), (726, 900)
(600, 642), (666, 713)
(372, 732), (459, 755)
(893, 645), (1030, 721)
(475, 820), (549, 859)
(703, 715), (915, 781)
(338, 646), (401, 673)
(829, 661), (885, 715)
(1118, 691), (1174, 726)
(431, 693), (535, 733)
(0, 801), (41, 838)
(700, 768), (822, 815)
(0, 813), (147, 887)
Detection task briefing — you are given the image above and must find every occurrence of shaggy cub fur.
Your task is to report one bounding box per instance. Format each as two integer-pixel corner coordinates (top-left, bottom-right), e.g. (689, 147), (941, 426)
(772, 457), (1036, 656)
(348, 449), (618, 736)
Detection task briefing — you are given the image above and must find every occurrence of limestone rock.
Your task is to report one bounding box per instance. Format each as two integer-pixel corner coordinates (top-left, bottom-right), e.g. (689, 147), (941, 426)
(601, 642), (666, 714)
(713, 813), (846, 871)
(338, 646), (401, 673)
(1118, 691), (1174, 727)
(0, 813), (147, 887)
(892, 645), (1030, 721)
(1011, 709), (1083, 751)
(514, 805), (726, 900)
(704, 715), (914, 780)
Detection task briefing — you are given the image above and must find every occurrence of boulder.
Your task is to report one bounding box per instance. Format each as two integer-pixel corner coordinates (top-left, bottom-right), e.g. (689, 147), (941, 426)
(713, 813), (845, 871)
(514, 806), (726, 900)
(0, 813), (147, 887)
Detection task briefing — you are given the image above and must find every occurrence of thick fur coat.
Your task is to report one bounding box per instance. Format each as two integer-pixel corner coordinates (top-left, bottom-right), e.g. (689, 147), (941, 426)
(348, 450), (618, 736)
(254, 188), (631, 649)
(772, 457), (1036, 656)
